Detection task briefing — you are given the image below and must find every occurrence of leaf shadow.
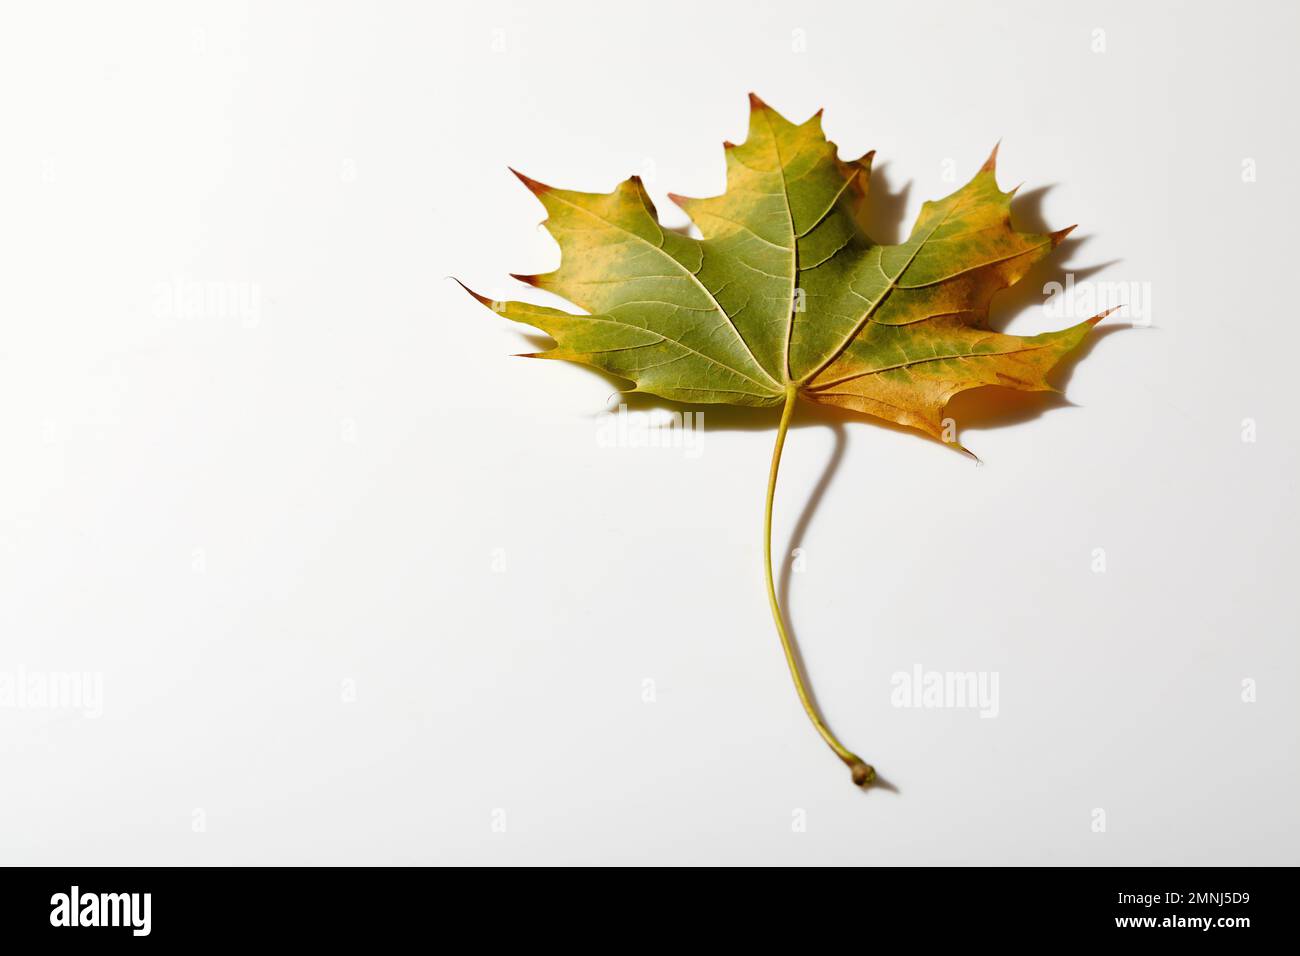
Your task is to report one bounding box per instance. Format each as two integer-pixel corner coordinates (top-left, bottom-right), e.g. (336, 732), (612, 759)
(863, 162), (911, 245)
(991, 184), (1121, 330)
(945, 323), (1127, 431)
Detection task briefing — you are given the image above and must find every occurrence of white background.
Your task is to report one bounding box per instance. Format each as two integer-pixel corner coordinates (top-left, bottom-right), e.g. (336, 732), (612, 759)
(2, 0), (1296, 865)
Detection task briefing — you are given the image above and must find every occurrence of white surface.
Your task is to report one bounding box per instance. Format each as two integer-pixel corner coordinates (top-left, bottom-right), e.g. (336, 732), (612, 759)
(1, 0), (1296, 865)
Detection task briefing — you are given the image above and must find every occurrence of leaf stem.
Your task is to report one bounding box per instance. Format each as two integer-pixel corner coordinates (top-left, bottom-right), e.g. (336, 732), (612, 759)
(764, 384), (876, 788)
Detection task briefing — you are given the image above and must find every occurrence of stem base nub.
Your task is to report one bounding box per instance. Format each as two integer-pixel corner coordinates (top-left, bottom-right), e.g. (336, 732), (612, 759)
(850, 760), (876, 788)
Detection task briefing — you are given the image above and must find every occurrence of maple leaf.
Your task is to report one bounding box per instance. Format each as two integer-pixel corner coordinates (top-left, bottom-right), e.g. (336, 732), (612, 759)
(464, 94), (1110, 787)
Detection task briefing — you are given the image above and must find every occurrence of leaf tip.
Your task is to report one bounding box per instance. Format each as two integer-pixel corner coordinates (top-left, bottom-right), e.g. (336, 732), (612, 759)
(508, 167), (550, 195)
(453, 278), (495, 309)
(1050, 224), (1079, 246)
(980, 141), (1001, 173)
(747, 91), (769, 112)
(509, 272), (543, 288)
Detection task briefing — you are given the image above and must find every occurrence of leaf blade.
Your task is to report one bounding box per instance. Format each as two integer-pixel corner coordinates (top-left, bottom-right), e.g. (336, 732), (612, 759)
(478, 97), (1104, 441)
